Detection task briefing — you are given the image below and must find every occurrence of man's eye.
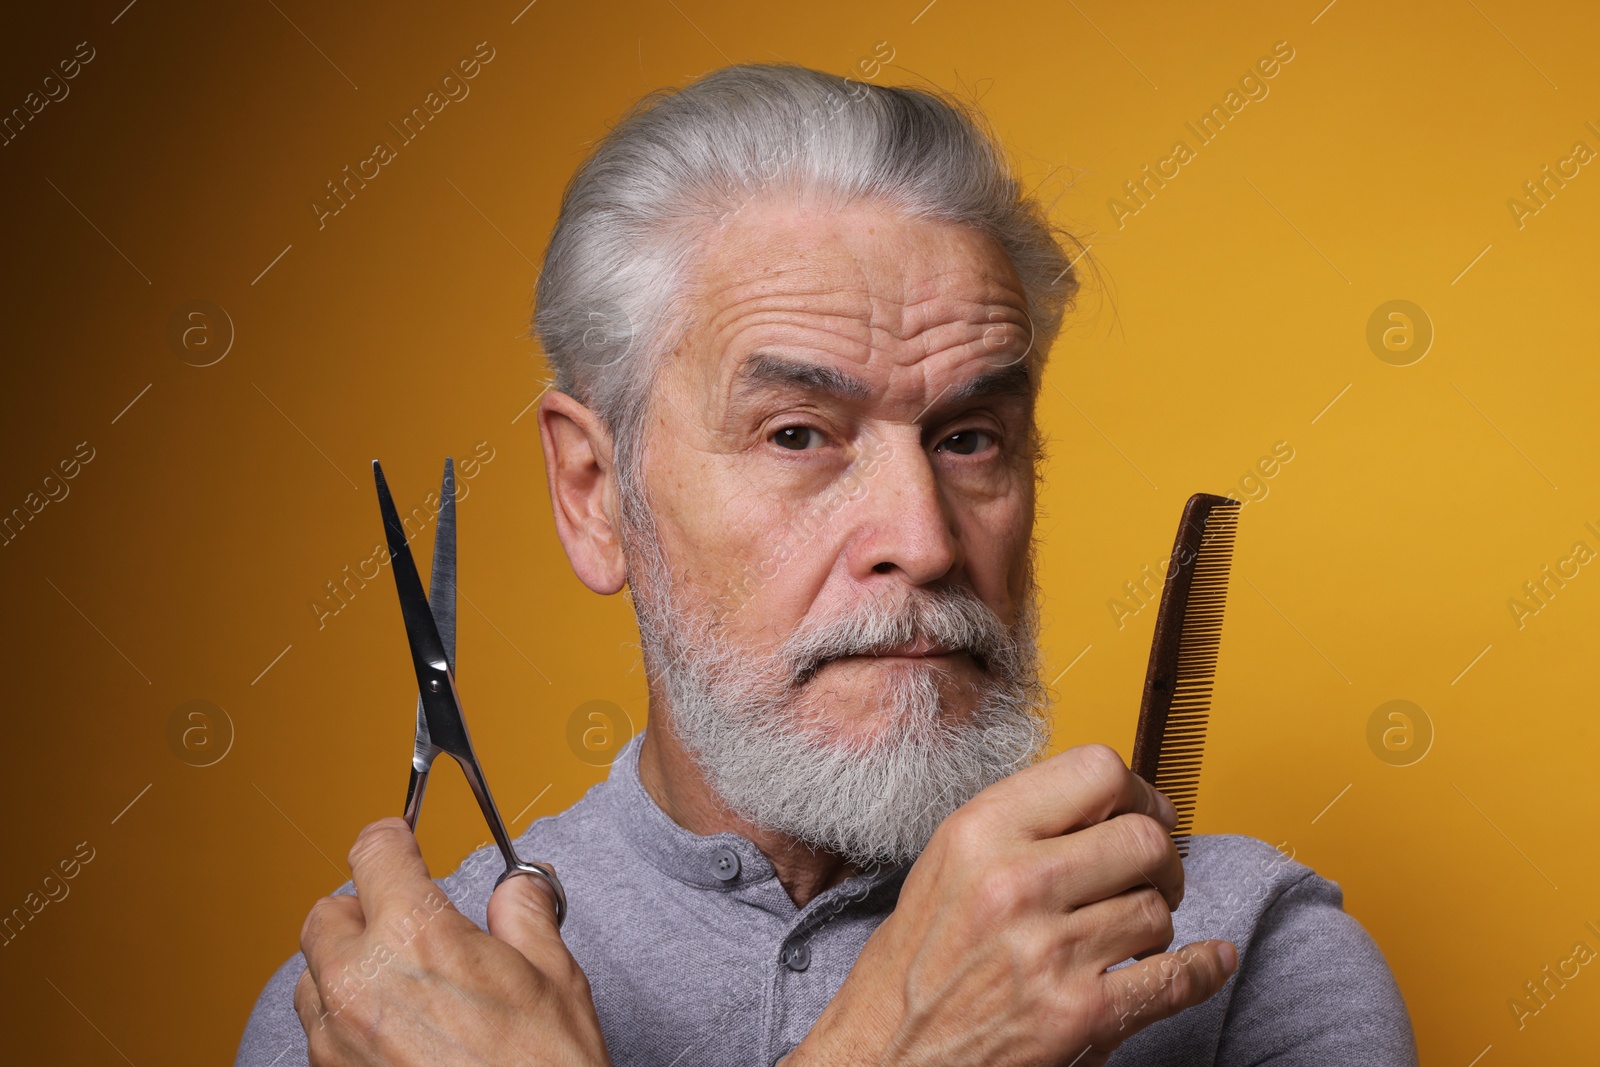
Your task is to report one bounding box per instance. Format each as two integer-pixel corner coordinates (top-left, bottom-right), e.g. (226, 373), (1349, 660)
(772, 426), (821, 450)
(937, 429), (995, 455)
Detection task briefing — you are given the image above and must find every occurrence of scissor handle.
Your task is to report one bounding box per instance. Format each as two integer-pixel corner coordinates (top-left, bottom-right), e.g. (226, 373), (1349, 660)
(496, 860), (568, 927)
(404, 753), (567, 928)
(447, 747), (570, 930)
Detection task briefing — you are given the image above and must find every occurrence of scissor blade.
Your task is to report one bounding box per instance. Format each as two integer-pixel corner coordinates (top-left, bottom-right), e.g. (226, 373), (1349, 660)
(375, 460), (458, 682)
(412, 459), (458, 768)
(430, 458), (457, 668)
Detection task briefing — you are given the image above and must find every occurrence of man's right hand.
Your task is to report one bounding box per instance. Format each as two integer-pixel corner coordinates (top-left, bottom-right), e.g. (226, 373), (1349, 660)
(292, 818), (609, 1067)
(788, 743), (1238, 1067)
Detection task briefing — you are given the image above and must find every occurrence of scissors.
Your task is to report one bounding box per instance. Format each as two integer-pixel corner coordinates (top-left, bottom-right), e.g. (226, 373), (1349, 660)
(372, 457), (568, 926)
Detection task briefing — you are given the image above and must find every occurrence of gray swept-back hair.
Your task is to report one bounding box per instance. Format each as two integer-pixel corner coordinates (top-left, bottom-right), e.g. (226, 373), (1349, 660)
(531, 62), (1082, 522)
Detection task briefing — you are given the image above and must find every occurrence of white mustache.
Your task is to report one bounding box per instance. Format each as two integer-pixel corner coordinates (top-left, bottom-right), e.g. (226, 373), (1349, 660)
(781, 585), (1014, 685)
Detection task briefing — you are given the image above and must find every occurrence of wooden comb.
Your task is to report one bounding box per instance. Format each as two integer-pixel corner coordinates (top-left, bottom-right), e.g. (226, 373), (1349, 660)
(1130, 493), (1241, 858)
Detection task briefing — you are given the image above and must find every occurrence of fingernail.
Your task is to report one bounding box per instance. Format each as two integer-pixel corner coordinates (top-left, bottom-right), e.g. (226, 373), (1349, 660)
(1217, 941), (1238, 972)
(1159, 793), (1179, 829)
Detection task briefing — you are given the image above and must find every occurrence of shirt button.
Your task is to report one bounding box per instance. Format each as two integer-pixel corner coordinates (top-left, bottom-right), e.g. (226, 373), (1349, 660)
(711, 846), (741, 882)
(783, 940), (811, 972)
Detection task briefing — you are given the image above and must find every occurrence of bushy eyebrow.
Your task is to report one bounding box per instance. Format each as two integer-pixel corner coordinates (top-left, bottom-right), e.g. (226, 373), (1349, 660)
(930, 361), (1033, 410)
(734, 351), (875, 402)
(730, 351), (1033, 414)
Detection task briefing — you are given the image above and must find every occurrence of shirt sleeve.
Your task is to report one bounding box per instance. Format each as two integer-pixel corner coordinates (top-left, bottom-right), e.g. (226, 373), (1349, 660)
(233, 879), (363, 1067)
(232, 851), (506, 1067)
(233, 948), (312, 1067)
(1215, 870), (1418, 1066)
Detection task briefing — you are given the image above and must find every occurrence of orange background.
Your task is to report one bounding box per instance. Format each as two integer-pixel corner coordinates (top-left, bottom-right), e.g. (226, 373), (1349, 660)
(2, 0), (1596, 1062)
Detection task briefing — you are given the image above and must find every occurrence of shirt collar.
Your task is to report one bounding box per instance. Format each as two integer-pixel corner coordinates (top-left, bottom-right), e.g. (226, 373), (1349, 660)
(606, 728), (912, 903)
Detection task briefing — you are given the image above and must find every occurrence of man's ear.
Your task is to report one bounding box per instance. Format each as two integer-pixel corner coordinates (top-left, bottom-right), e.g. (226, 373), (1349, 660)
(536, 389), (628, 595)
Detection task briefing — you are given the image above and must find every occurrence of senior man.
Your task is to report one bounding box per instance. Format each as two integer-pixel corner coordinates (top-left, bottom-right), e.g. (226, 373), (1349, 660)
(236, 64), (1417, 1066)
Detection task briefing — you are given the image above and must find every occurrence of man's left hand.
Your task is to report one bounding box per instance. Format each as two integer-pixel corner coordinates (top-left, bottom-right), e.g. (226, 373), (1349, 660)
(292, 817), (610, 1066)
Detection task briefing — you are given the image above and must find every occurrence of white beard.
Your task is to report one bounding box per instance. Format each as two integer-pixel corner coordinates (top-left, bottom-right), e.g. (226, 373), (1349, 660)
(623, 500), (1053, 870)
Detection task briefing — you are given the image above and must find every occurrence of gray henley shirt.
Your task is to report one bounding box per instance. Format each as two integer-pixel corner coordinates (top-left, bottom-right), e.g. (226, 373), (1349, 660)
(235, 731), (1418, 1065)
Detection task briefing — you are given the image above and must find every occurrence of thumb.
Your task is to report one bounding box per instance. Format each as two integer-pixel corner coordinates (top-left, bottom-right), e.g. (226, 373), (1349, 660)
(486, 867), (564, 963)
(1102, 939), (1238, 1036)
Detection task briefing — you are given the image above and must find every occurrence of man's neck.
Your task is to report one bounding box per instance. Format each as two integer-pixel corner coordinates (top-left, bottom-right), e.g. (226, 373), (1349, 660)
(636, 724), (862, 909)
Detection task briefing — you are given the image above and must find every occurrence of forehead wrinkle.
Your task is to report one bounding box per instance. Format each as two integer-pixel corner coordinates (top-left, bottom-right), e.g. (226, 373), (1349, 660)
(687, 207), (1035, 410)
(698, 279), (881, 368)
(696, 229), (879, 314)
(695, 236), (1011, 357)
(706, 283), (1028, 376)
(871, 264), (1031, 372)
(898, 268), (1030, 328)
(900, 295), (1029, 355)
(709, 298), (1034, 420)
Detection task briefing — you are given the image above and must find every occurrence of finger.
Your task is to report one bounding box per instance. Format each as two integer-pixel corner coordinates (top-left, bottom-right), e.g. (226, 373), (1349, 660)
(1098, 940), (1238, 1039)
(1040, 812), (1185, 913)
(1060, 886), (1174, 970)
(486, 866), (564, 965)
(346, 816), (440, 927)
(974, 744), (1178, 841)
(299, 893), (364, 980)
(292, 965), (328, 1037)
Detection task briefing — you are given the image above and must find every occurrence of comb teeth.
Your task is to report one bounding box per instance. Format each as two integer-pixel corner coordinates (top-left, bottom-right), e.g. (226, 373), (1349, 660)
(1129, 496), (1240, 858)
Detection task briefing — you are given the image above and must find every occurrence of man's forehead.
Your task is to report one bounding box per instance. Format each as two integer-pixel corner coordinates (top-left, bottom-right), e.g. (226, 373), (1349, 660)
(684, 197), (1035, 393)
(693, 197), (1029, 326)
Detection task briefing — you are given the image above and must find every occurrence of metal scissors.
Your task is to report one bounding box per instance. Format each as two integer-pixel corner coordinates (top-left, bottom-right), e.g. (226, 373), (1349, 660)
(372, 457), (568, 926)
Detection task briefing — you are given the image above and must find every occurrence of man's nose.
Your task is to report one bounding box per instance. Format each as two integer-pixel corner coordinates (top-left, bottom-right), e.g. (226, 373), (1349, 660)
(846, 435), (962, 585)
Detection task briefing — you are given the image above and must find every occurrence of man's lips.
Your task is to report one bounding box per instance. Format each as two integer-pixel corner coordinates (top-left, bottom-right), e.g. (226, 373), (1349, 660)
(857, 639), (961, 658)
(802, 642), (982, 682)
